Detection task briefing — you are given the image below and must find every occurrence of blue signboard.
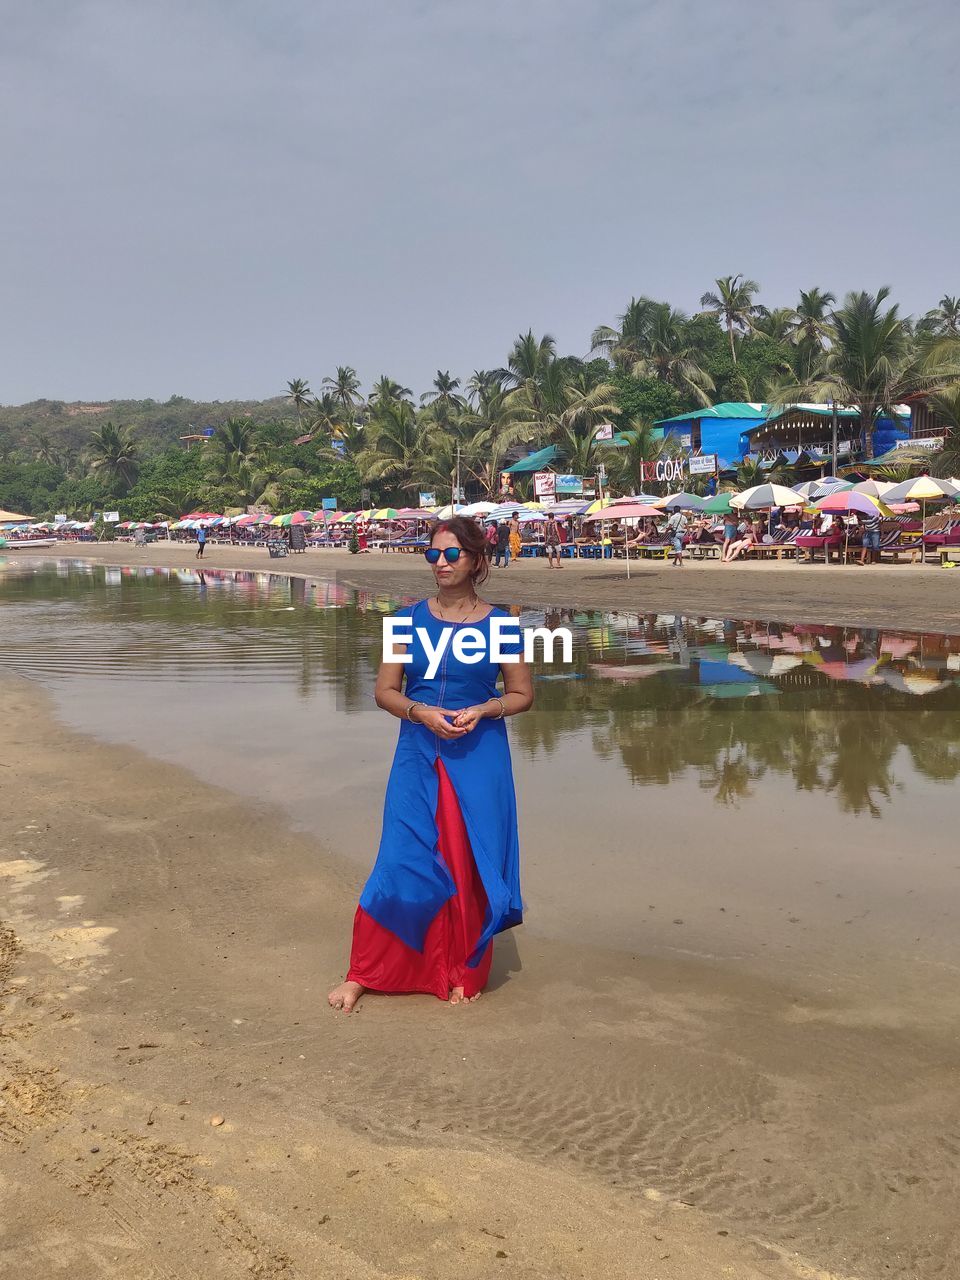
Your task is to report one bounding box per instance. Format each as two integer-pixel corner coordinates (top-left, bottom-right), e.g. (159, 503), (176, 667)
(321, 497), (338, 510)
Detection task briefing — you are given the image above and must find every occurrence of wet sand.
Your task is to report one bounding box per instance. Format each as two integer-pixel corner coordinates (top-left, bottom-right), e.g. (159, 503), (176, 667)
(3, 676), (960, 1279)
(39, 539), (960, 634)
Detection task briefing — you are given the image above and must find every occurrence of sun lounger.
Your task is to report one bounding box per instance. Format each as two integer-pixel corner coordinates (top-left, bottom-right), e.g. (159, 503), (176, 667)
(747, 529), (799, 560)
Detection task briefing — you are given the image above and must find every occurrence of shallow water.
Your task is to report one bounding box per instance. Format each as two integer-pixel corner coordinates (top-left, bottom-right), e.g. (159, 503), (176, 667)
(3, 557), (960, 1015)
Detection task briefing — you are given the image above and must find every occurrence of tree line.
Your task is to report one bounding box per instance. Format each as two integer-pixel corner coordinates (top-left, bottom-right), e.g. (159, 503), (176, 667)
(2, 279), (959, 518)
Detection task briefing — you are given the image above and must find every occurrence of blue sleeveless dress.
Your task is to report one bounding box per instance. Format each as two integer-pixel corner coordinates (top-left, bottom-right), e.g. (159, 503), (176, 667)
(357, 599), (524, 967)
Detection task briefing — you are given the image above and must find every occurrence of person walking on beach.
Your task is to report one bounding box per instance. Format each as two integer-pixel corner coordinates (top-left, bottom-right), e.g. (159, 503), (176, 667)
(508, 511), (522, 562)
(544, 511), (562, 567)
(485, 520), (497, 562)
(494, 517), (511, 567)
(195, 526), (207, 559)
(328, 516), (533, 1013)
(665, 509), (688, 566)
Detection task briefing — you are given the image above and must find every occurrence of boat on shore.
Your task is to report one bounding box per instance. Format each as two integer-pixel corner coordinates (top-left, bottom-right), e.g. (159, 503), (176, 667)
(0, 537), (59, 550)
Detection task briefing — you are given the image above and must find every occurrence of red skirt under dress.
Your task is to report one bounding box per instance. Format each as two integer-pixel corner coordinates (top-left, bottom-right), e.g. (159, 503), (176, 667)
(346, 757), (493, 999)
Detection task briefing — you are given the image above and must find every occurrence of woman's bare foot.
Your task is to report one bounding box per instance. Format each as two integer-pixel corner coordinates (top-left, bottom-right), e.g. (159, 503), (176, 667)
(449, 986), (482, 1005)
(328, 980), (365, 1012)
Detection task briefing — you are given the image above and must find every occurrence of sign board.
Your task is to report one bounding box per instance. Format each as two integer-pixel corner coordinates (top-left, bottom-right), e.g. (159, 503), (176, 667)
(54, 513), (67, 524)
(555, 474), (582, 495)
(321, 497), (338, 510)
(688, 454), (717, 476)
(419, 492), (436, 507)
(499, 471), (515, 493)
(330, 439), (346, 455)
(679, 433), (692, 448)
(594, 422), (614, 441)
(581, 477), (596, 499)
(103, 511), (120, 523)
(289, 525), (306, 550)
(639, 458), (686, 485)
(534, 471), (556, 497)
(895, 436), (943, 451)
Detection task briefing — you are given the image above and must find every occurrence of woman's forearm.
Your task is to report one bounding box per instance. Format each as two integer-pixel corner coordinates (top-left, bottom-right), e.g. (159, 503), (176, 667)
(481, 689), (532, 718)
(376, 685), (424, 721)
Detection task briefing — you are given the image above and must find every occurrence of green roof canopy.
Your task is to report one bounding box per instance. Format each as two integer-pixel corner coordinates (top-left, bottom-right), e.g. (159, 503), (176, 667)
(502, 444), (561, 473)
(655, 402), (768, 425)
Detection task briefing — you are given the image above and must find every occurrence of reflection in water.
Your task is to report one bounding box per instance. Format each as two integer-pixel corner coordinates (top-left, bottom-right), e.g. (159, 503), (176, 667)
(2, 559), (960, 821)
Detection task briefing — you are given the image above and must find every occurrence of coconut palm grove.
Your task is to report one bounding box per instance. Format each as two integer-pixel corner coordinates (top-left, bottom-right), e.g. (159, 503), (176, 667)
(2, 280), (959, 521)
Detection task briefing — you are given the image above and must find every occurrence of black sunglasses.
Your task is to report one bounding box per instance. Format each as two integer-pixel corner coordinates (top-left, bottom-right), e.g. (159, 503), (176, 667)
(424, 547), (463, 564)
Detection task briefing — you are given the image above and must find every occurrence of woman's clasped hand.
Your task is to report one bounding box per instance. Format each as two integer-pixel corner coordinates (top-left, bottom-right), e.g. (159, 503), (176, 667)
(412, 703), (491, 735)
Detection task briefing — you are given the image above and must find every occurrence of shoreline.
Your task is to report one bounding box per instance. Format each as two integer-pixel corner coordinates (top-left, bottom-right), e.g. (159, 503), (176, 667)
(24, 540), (960, 634)
(3, 672), (960, 1276)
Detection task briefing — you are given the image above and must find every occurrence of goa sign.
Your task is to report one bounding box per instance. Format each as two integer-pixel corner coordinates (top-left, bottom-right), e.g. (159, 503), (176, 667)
(640, 457), (686, 484)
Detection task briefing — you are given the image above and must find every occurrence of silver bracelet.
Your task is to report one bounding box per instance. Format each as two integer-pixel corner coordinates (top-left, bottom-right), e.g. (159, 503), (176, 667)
(406, 701), (424, 722)
(493, 697), (506, 719)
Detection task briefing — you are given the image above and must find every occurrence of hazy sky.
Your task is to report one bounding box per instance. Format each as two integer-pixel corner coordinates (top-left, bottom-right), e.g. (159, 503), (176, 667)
(2, 0), (957, 405)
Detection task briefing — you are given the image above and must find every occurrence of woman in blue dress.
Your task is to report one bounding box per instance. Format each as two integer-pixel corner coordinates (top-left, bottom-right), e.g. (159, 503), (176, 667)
(328, 515), (533, 1012)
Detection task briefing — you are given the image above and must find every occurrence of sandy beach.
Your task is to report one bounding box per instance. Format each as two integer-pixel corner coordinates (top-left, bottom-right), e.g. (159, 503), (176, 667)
(3, 548), (960, 1278)
(40, 539), (960, 634)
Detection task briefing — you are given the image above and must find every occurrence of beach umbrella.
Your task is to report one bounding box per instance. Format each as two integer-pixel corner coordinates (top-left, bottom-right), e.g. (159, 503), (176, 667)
(183, 511), (219, 520)
(582, 503), (661, 521)
(879, 476), (959, 504)
(373, 507), (399, 519)
(581, 497), (615, 516)
(656, 492), (707, 511)
(814, 491), (893, 517)
(850, 479), (895, 498)
(0, 509), (30, 522)
(460, 501), (499, 515)
(701, 492), (736, 515)
(730, 483), (807, 510)
(878, 476), (960, 542)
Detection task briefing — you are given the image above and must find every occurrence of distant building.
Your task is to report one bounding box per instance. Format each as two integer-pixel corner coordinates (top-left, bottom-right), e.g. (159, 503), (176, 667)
(653, 400), (930, 471)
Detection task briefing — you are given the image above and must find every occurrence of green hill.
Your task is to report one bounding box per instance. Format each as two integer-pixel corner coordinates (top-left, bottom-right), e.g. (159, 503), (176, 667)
(0, 395), (298, 457)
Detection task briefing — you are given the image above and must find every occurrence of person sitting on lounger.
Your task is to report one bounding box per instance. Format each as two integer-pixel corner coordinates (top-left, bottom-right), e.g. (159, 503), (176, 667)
(723, 518), (761, 562)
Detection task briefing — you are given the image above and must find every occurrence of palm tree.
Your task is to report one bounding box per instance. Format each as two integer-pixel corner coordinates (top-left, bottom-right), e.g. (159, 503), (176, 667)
(753, 307), (797, 344)
(808, 288), (957, 459)
(420, 370), (465, 411)
(34, 432), (58, 466)
(503, 330), (556, 391)
(792, 288), (835, 346)
(465, 369), (503, 404)
(206, 417), (258, 481)
(322, 366), (362, 416)
(628, 303), (715, 406)
(87, 422), (140, 492)
(285, 378), (312, 428)
(699, 274), (761, 364)
(357, 398), (430, 499)
(919, 296), (960, 337)
(368, 375), (413, 407)
(607, 421), (680, 493)
(590, 297), (660, 370)
(791, 288), (836, 381)
(309, 391), (342, 438)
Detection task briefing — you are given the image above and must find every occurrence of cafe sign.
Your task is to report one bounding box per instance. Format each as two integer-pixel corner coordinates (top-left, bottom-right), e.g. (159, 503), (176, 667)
(688, 453), (717, 476)
(534, 471), (556, 497)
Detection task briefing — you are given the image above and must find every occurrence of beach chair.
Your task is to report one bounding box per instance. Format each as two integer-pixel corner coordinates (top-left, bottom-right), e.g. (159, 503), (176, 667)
(878, 522), (922, 564)
(747, 529), (799, 561)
